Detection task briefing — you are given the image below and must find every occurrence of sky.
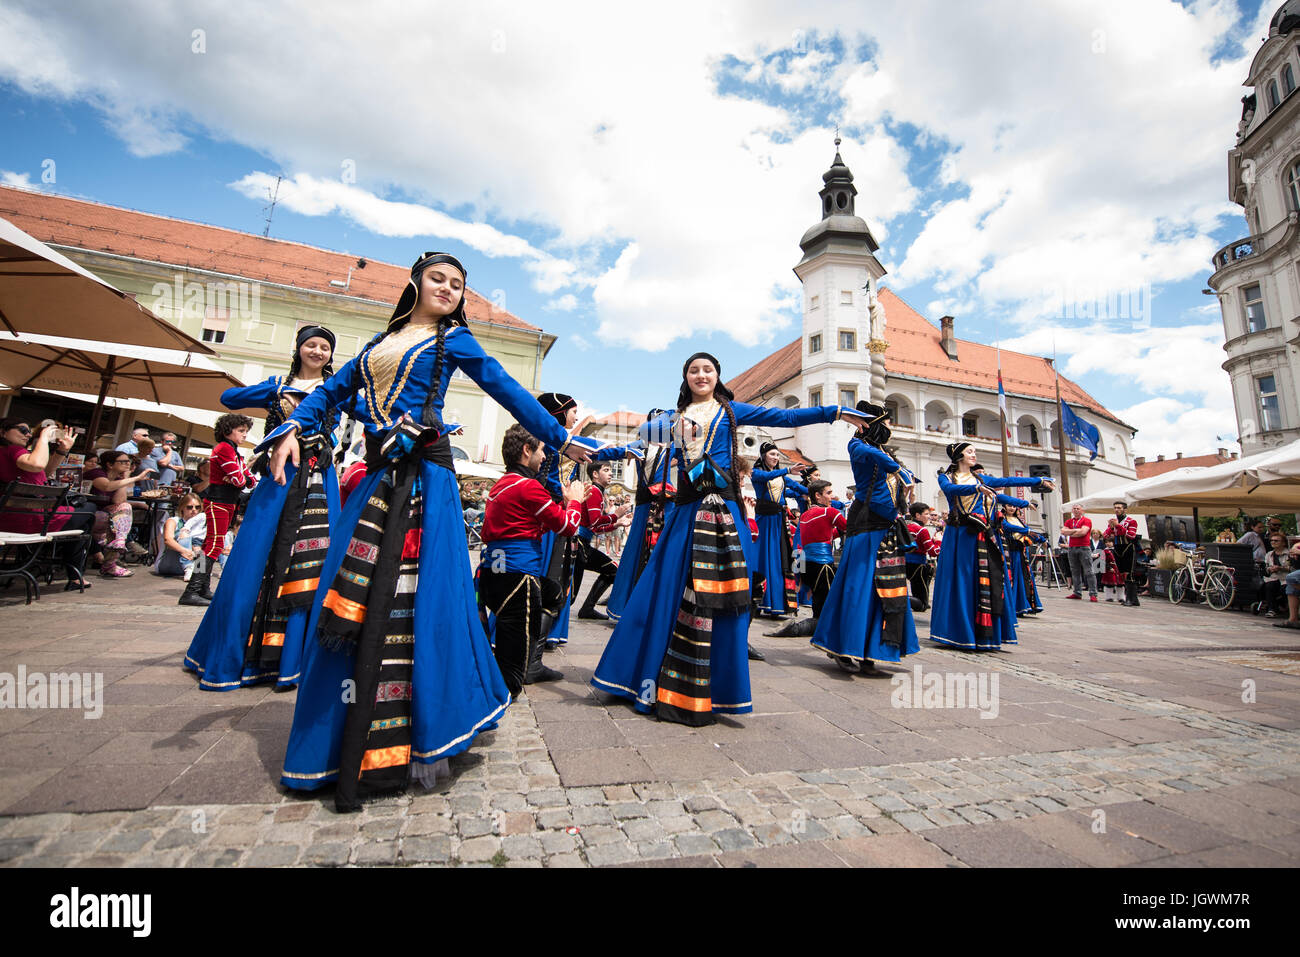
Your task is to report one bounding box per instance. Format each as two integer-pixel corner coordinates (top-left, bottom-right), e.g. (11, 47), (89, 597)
(0, 0), (1275, 459)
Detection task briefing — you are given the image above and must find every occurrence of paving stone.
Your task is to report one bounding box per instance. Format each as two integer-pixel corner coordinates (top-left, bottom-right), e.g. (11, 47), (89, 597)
(658, 816), (697, 835)
(0, 836), (41, 862)
(585, 842), (638, 866)
(635, 841), (675, 860)
(923, 808), (967, 827)
(611, 802), (649, 820)
(490, 792), (529, 811)
(683, 795), (721, 813)
(955, 806), (996, 825)
(694, 809), (738, 832)
(459, 816), (495, 838)
(527, 788), (567, 808)
(714, 828), (757, 851)
(870, 793), (913, 813)
(459, 835), (502, 862)
(567, 787), (606, 806)
(539, 830), (580, 855)
(572, 805), (615, 827)
(501, 834), (544, 859)
(674, 832), (719, 856)
(580, 825), (625, 846)
(622, 818), (667, 844)
(401, 836), (453, 864)
(153, 827), (206, 850)
(892, 811), (937, 832)
(354, 842), (400, 865)
(246, 844), (301, 866)
(301, 843), (350, 866)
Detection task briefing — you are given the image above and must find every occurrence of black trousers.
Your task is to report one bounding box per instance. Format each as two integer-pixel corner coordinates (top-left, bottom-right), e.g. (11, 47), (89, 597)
(571, 537), (617, 606)
(805, 561), (836, 619)
(479, 569), (542, 698)
(906, 560), (932, 606)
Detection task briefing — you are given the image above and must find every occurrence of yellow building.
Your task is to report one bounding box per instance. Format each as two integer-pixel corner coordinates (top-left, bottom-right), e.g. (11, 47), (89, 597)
(0, 184), (556, 463)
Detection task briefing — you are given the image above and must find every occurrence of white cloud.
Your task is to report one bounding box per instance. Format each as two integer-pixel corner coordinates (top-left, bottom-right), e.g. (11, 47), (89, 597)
(544, 294), (579, 312)
(0, 170), (37, 188)
(569, 334), (591, 351)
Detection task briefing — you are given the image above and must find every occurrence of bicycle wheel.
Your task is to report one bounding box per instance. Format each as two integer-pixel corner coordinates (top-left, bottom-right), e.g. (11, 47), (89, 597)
(1169, 566), (1190, 604)
(1204, 568), (1235, 611)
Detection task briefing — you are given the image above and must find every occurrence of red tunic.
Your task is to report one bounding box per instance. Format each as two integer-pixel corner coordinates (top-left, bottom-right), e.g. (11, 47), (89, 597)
(482, 471), (582, 542)
(209, 440), (255, 491)
(907, 521), (941, 558)
(581, 485), (620, 536)
(799, 506), (847, 546)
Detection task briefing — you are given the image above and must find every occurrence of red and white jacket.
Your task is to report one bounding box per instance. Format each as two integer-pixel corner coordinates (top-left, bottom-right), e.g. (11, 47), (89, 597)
(799, 506), (847, 547)
(482, 469), (583, 543)
(203, 439), (255, 503)
(907, 521), (941, 559)
(578, 484), (619, 542)
(1103, 515), (1137, 544)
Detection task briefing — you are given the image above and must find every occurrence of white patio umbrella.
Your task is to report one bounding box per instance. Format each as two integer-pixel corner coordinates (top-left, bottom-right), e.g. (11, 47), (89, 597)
(455, 459), (504, 481)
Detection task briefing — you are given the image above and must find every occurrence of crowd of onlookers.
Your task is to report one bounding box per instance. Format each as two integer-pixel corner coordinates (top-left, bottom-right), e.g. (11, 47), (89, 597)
(0, 416), (233, 590)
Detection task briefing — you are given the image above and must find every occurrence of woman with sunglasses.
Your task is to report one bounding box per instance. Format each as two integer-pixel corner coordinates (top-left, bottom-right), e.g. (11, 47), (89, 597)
(82, 448), (154, 577)
(260, 252), (592, 811)
(156, 493), (205, 578)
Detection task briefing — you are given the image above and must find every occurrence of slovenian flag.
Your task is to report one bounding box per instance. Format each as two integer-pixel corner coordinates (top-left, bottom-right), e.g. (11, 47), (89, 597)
(998, 373), (1010, 438)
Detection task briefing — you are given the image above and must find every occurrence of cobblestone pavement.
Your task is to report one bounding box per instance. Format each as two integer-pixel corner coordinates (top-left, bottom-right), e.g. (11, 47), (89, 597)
(1, 567), (1297, 867)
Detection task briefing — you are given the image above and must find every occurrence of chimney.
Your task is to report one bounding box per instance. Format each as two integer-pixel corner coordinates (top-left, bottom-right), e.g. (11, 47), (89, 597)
(1217, 448), (1228, 459)
(1157, 455), (1165, 461)
(940, 315), (957, 360)
(1176, 452), (1183, 459)
(1134, 456), (1146, 465)
(1232, 452), (1239, 459)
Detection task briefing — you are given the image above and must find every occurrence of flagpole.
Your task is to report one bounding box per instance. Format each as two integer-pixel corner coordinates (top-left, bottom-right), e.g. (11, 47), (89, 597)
(997, 324), (1010, 477)
(1052, 345), (1071, 503)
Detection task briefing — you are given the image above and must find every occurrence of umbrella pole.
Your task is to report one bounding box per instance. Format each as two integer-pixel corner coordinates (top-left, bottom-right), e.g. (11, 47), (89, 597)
(1192, 506), (1201, 544)
(85, 355), (116, 452)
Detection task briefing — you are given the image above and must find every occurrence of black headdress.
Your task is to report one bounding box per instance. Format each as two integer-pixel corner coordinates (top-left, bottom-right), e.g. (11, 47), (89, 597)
(758, 441), (778, 461)
(946, 441), (972, 463)
(854, 400), (892, 446)
(538, 393), (577, 427)
(799, 465), (818, 483)
(290, 324), (337, 380)
(676, 352), (734, 411)
(387, 252), (469, 330)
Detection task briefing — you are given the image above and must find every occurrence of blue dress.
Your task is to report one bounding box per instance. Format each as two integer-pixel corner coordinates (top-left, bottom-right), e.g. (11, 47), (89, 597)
(930, 471), (1045, 650)
(257, 326), (575, 790)
(1003, 517), (1045, 614)
(592, 400), (841, 719)
(183, 376), (340, 691)
(811, 439), (918, 664)
(539, 442), (639, 644)
(752, 468), (807, 614)
(607, 446), (673, 621)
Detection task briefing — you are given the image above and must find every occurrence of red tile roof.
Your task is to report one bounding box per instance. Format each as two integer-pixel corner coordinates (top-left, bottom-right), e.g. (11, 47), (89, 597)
(1135, 452), (1235, 479)
(0, 185), (540, 332)
(728, 287), (1130, 429)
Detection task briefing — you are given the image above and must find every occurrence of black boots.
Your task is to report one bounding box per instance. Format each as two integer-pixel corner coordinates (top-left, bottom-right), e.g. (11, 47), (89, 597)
(1123, 580), (1141, 607)
(577, 575), (614, 620)
(525, 614), (563, 684)
(179, 555), (211, 606)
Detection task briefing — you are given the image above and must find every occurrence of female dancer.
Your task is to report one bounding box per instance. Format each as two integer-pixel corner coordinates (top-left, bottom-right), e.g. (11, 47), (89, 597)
(1002, 505), (1045, 616)
(929, 443), (1053, 650)
(182, 326), (340, 691)
(591, 352), (869, 725)
(811, 403), (918, 675)
(262, 252), (589, 810)
(751, 443), (808, 618)
(607, 420), (674, 621)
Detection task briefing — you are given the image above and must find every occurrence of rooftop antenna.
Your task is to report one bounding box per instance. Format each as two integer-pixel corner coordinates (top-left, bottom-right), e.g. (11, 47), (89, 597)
(262, 174), (283, 238)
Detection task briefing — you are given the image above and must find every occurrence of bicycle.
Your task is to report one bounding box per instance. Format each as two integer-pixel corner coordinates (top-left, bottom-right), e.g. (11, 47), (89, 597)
(1168, 557), (1235, 611)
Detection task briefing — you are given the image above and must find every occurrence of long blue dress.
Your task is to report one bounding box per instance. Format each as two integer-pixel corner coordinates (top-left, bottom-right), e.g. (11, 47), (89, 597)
(256, 326), (576, 790)
(592, 400), (841, 719)
(811, 439), (918, 664)
(929, 471), (1045, 650)
(607, 446), (673, 621)
(183, 376), (340, 691)
(1003, 516), (1045, 614)
(752, 467), (807, 615)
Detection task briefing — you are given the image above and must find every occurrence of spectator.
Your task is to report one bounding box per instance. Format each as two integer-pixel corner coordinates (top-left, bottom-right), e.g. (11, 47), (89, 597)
(156, 433), (184, 486)
(191, 458), (211, 497)
(1060, 503), (1097, 601)
(1238, 519), (1267, 562)
(1274, 540), (1300, 630)
(116, 427), (150, 456)
(1260, 533), (1293, 618)
(155, 493), (205, 578)
(135, 436), (161, 493)
(84, 448), (152, 577)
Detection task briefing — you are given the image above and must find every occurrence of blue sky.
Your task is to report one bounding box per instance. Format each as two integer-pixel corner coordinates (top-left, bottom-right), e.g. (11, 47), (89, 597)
(0, 0), (1274, 457)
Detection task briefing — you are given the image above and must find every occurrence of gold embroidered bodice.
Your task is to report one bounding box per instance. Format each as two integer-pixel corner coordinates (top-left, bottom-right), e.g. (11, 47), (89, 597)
(361, 323), (440, 426)
(679, 398), (721, 461)
(951, 469), (981, 516)
(279, 376), (323, 419)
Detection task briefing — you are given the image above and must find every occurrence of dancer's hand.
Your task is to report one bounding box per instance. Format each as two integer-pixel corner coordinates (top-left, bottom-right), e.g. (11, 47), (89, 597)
(563, 479), (585, 503)
(839, 410), (870, 429)
(562, 443), (592, 465)
(268, 428), (300, 485)
(1039, 479), (1056, 493)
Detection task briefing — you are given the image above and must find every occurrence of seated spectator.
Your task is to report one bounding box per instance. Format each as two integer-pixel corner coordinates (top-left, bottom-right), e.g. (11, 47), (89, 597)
(1238, 519), (1267, 562)
(155, 493), (204, 578)
(1260, 534), (1294, 618)
(190, 459), (211, 497)
(84, 449), (152, 578)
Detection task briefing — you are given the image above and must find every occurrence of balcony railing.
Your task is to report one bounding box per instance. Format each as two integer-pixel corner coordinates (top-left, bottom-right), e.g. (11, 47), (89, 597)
(1212, 236), (1258, 271)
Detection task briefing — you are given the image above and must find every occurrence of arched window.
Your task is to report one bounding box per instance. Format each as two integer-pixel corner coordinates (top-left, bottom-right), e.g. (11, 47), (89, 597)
(1269, 79), (1281, 111)
(1286, 64), (1296, 96)
(1287, 159), (1300, 213)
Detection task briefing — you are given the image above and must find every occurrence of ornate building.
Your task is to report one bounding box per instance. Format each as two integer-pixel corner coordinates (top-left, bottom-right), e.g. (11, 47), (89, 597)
(727, 141), (1137, 534)
(1208, 0), (1300, 455)
(0, 185), (555, 462)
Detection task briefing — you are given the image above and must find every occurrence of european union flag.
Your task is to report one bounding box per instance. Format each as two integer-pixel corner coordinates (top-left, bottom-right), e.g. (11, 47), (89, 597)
(1060, 400), (1100, 460)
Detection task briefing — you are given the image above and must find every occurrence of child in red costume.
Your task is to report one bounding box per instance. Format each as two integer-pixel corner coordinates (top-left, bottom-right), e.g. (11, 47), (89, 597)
(194, 413), (256, 600)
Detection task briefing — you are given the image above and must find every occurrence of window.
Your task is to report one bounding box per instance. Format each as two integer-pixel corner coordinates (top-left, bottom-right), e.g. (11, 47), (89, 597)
(1027, 423), (1039, 445)
(245, 320), (275, 345)
(884, 400), (898, 423)
(840, 290), (853, 305)
(809, 333), (822, 354)
(1288, 160), (1300, 213)
(809, 295), (820, 310)
(333, 334), (360, 359)
(1258, 375), (1282, 432)
(809, 388), (822, 407)
(1244, 283), (1267, 333)
(838, 329), (856, 351)
(1286, 64), (1296, 96)
(202, 307), (229, 345)
(839, 386), (856, 407)
(962, 415), (978, 437)
(1269, 79), (1281, 111)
